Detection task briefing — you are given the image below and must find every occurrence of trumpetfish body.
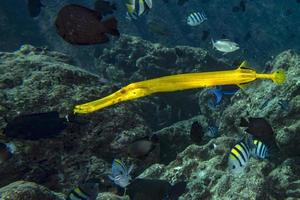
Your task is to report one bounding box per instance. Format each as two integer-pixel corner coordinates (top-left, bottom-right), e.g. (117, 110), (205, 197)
(74, 61), (285, 114)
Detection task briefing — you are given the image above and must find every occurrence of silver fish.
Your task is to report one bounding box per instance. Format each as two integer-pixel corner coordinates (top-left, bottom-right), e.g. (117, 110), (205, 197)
(211, 39), (240, 54)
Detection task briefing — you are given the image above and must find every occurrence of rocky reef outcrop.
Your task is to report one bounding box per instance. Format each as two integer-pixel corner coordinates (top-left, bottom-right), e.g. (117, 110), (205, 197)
(0, 36), (299, 199)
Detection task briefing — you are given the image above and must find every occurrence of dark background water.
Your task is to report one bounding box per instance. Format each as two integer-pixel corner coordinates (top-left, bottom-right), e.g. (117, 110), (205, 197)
(1, 0), (300, 69)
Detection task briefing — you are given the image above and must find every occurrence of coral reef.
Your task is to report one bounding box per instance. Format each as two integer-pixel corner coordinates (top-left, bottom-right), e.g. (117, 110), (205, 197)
(0, 36), (299, 199)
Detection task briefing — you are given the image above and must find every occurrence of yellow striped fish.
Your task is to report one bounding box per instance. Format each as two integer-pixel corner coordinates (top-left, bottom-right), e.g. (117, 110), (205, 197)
(252, 139), (268, 159)
(67, 179), (100, 200)
(126, 0), (152, 16)
(228, 140), (251, 175)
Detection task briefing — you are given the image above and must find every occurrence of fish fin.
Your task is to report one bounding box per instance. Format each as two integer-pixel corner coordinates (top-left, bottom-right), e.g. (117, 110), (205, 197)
(211, 38), (215, 47)
(102, 17), (120, 36)
(144, 0), (153, 8)
(126, 2), (135, 13)
(127, 164), (134, 174)
(108, 175), (115, 181)
(240, 117), (249, 127)
(237, 61), (250, 69)
(237, 83), (249, 90)
(138, 0), (145, 15)
(271, 69), (285, 85)
(212, 89), (223, 104)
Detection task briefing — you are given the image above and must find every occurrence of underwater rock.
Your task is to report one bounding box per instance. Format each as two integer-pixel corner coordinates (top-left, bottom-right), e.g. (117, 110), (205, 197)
(217, 50), (300, 159)
(0, 45), (150, 192)
(0, 181), (64, 200)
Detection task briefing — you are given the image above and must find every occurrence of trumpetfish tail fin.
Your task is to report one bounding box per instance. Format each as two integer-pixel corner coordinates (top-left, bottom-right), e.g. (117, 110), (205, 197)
(272, 69), (285, 85)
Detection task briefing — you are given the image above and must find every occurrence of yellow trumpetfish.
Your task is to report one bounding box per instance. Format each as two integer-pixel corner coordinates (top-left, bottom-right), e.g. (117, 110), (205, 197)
(74, 61), (285, 114)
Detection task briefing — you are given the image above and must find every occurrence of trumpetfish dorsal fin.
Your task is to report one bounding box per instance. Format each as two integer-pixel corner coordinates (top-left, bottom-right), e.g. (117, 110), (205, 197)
(237, 61), (251, 70)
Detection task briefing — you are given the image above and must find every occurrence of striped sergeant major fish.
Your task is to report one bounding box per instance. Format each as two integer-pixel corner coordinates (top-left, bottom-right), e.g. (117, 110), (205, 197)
(228, 139), (252, 175)
(251, 139), (268, 159)
(187, 12), (207, 26)
(67, 179), (100, 200)
(108, 159), (133, 188)
(126, 0), (152, 16)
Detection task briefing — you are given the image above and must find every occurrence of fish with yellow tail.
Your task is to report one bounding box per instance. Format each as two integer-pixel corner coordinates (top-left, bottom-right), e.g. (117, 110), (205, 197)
(74, 61), (285, 114)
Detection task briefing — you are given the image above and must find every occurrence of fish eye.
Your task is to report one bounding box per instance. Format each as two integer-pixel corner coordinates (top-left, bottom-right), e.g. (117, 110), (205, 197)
(232, 165), (236, 169)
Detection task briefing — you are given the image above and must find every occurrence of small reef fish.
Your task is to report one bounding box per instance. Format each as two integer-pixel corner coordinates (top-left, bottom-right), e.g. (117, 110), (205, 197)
(207, 124), (219, 138)
(126, 178), (187, 200)
(55, 4), (119, 45)
(0, 142), (16, 164)
(108, 159), (133, 188)
(94, 0), (117, 16)
(128, 134), (159, 159)
(212, 39), (240, 54)
(126, 0), (152, 16)
(252, 139), (268, 159)
(190, 121), (203, 144)
(27, 0), (44, 18)
(74, 61), (285, 114)
(187, 12), (207, 26)
(228, 139), (252, 174)
(3, 112), (70, 140)
(67, 179), (100, 200)
(240, 117), (274, 144)
(207, 85), (239, 108)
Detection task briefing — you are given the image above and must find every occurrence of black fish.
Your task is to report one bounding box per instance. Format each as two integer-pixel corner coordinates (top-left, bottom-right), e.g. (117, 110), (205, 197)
(127, 178), (187, 200)
(128, 134), (159, 159)
(177, 0), (189, 6)
(240, 117), (274, 144)
(190, 121), (203, 144)
(55, 4), (119, 45)
(27, 0), (44, 18)
(4, 112), (68, 140)
(201, 30), (210, 41)
(94, 0), (117, 16)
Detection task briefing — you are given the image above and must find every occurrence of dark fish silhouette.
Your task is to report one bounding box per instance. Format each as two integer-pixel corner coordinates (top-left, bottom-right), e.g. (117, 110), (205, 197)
(27, 0), (44, 18)
(127, 178), (187, 200)
(201, 30), (210, 41)
(127, 134), (159, 159)
(177, 0), (189, 6)
(4, 112), (68, 140)
(190, 121), (203, 144)
(94, 0), (117, 16)
(240, 117), (275, 147)
(55, 4), (119, 45)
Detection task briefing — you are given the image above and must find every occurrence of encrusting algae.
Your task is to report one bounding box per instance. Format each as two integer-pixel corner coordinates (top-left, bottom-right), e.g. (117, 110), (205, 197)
(74, 61), (286, 114)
